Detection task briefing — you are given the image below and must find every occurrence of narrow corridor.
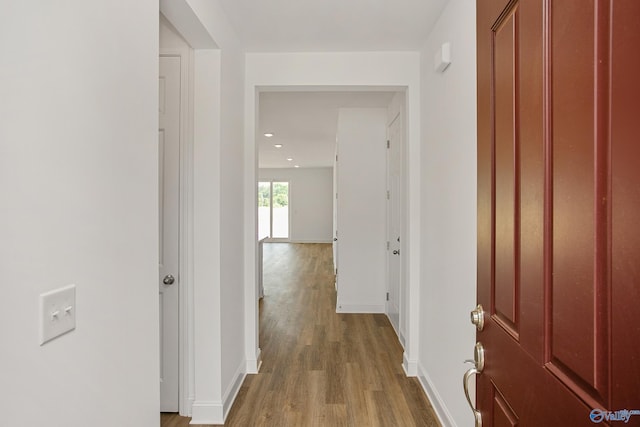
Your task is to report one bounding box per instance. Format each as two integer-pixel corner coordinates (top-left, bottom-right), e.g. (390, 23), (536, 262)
(162, 243), (439, 426)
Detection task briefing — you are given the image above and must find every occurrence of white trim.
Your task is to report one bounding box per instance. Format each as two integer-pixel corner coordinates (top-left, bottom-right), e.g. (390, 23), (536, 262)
(183, 46), (196, 417)
(190, 353), (245, 424)
(402, 351), (418, 376)
(190, 401), (223, 425)
(398, 331), (406, 349)
(417, 363), (456, 427)
(222, 363), (247, 420)
(191, 47), (223, 425)
(336, 304), (385, 314)
(244, 88), (260, 371)
(385, 312), (404, 358)
(387, 311), (402, 347)
(183, 396), (195, 419)
(246, 347), (262, 374)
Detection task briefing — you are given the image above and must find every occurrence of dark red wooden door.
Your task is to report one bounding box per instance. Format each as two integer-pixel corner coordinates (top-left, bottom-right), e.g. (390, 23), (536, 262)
(475, 0), (640, 425)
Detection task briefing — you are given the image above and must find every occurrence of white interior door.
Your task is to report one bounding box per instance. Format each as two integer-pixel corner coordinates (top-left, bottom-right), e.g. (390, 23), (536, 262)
(386, 114), (402, 332)
(158, 55), (180, 412)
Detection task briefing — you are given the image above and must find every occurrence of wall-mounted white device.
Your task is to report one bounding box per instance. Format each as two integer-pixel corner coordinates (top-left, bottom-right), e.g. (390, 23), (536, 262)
(40, 284), (76, 345)
(434, 42), (452, 73)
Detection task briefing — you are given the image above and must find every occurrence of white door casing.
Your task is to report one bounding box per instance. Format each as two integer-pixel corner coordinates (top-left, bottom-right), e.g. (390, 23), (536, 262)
(332, 143), (339, 286)
(159, 55), (181, 412)
(386, 112), (402, 334)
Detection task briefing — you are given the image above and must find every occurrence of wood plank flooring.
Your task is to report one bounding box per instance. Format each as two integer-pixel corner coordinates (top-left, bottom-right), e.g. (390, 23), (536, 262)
(162, 243), (440, 427)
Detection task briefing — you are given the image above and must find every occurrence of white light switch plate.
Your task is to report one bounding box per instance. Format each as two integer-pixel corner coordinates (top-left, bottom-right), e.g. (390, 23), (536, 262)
(40, 284), (76, 345)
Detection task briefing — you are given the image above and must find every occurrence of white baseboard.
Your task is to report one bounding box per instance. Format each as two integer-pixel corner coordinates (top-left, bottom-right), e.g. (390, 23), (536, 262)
(417, 363), (456, 427)
(190, 401), (223, 425)
(223, 362), (246, 421)
(288, 239), (333, 244)
(181, 396), (195, 417)
(189, 360), (248, 425)
(246, 348), (262, 374)
(336, 303), (385, 313)
(402, 352), (418, 376)
(386, 311), (401, 343)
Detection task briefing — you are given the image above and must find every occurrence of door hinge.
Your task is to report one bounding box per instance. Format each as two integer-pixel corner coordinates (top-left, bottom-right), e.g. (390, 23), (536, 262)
(387, 190), (390, 200)
(387, 241), (390, 250)
(336, 154), (338, 162)
(387, 140), (390, 149)
(386, 292), (390, 301)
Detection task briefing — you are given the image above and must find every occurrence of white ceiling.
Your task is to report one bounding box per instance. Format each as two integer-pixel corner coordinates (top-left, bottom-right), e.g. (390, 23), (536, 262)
(219, 1), (449, 169)
(258, 91), (396, 168)
(218, 0), (448, 52)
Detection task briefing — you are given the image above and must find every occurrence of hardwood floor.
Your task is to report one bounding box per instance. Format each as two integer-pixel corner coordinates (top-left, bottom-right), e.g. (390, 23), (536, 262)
(162, 243), (440, 427)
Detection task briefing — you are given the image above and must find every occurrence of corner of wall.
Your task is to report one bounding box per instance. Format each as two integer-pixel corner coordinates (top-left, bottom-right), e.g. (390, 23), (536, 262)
(222, 360), (247, 421)
(402, 351), (418, 376)
(417, 362), (457, 427)
(418, 0), (478, 426)
(190, 401), (224, 425)
(246, 347), (261, 374)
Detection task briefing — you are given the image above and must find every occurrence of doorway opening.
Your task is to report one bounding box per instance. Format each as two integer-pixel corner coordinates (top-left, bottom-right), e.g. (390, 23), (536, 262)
(253, 88), (409, 371)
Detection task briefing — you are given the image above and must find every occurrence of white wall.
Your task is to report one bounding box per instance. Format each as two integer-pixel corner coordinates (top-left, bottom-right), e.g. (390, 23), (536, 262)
(259, 167), (333, 243)
(335, 108), (388, 313)
(183, 0), (246, 423)
(244, 51), (422, 376)
(418, 0), (478, 426)
(0, 1), (159, 426)
(160, 0), (246, 422)
(160, 13), (190, 49)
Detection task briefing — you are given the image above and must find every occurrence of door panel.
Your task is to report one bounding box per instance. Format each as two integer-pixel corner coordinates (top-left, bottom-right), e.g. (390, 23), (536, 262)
(493, 3), (519, 334)
(159, 55), (180, 412)
(476, 0), (640, 424)
(549, 0), (599, 395)
(387, 113), (402, 331)
(492, 386), (518, 427)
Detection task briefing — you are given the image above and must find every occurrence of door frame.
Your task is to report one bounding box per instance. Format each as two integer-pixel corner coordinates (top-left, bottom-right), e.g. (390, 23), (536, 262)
(244, 79), (420, 377)
(160, 46), (195, 416)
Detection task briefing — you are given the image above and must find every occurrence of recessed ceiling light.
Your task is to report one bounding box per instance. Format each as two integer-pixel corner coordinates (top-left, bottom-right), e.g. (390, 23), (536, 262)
(274, 144), (283, 148)
(287, 158), (293, 161)
(294, 165), (300, 168)
(264, 133), (274, 138)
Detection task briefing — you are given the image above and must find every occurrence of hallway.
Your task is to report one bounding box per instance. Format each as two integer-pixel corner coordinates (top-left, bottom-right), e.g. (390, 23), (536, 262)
(162, 243), (439, 426)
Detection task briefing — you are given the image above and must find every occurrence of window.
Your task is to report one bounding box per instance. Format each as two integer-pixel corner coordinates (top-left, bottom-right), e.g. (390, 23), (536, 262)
(258, 181), (289, 239)
(258, 181), (271, 238)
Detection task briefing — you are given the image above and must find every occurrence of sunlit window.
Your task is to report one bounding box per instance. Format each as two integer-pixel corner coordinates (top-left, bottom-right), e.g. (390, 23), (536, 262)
(258, 181), (289, 239)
